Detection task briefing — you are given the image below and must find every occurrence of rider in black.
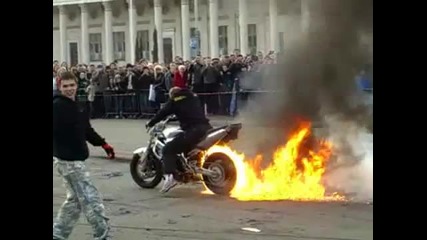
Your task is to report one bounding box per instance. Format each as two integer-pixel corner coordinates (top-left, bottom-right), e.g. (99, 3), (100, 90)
(146, 87), (212, 193)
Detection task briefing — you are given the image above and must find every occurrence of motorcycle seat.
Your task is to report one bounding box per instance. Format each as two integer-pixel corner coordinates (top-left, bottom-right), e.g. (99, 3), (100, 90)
(206, 125), (228, 134)
(195, 123), (242, 150)
(205, 123), (242, 136)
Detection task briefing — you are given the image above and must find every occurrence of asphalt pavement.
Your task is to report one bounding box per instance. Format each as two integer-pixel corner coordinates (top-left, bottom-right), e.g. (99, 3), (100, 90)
(53, 119), (373, 240)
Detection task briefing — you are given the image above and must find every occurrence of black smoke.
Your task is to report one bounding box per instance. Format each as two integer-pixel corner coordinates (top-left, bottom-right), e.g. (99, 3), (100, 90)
(234, 0), (373, 193)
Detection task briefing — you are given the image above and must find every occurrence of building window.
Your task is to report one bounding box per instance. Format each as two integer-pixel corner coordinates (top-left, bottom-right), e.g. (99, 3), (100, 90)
(218, 25), (228, 55)
(190, 27), (201, 57)
(89, 33), (102, 62)
(113, 31), (126, 61)
(189, 0), (194, 12)
(248, 24), (257, 55)
(136, 30), (150, 61)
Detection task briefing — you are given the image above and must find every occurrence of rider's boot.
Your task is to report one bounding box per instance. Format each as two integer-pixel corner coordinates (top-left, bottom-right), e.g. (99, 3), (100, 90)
(160, 174), (178, 193)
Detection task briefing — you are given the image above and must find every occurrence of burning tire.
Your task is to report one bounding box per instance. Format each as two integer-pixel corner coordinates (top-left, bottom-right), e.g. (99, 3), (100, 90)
(130, 153), (163, 189)
(202, 152), (237, 195)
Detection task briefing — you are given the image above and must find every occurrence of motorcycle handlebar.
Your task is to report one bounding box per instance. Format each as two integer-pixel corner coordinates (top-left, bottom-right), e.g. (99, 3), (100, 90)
(146, 115), (177, 134)
(165, 115), (178, 122)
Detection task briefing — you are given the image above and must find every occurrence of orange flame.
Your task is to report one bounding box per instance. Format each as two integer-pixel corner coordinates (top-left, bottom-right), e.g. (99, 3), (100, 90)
(203, 122), (345, 201)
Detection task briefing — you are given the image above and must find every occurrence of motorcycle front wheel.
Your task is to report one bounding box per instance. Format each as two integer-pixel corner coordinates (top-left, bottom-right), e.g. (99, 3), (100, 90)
(130, 153), (163, 189)
(202, 152), (237, 195)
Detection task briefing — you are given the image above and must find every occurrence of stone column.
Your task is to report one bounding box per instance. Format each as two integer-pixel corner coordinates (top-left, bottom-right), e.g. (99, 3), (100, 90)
(128, 0), (137, 63)
(181, 0), (191, 60)
(154, 0), (164, 63)
(59, 6), (67, 63)
(209, 0), (218, 57)
(79, 4), (89, 64)
(103, 1), (113, 64)
(269, 0), (278, 52)
(301, 0), (310, 33)
(238, 0), (248, 55)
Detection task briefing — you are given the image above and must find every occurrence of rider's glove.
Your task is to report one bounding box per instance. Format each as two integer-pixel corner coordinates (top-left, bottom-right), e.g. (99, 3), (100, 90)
(145, 122), (152, 133)
(102, 143), (115, 159)
(146, 120), (155, 129)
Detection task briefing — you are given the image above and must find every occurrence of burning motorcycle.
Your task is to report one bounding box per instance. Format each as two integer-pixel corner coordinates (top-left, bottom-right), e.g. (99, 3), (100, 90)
(130, 115), (242, 195)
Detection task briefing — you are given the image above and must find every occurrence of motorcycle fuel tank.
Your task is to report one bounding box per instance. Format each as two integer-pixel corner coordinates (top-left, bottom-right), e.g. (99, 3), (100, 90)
(164, 127), (183, 140)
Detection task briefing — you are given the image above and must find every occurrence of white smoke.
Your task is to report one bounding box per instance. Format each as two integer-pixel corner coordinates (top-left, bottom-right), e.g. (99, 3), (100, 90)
(322, 115), (373, 202)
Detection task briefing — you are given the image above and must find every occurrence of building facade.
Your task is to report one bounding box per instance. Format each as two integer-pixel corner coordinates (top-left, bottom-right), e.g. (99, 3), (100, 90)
(53, 0), (305, 65)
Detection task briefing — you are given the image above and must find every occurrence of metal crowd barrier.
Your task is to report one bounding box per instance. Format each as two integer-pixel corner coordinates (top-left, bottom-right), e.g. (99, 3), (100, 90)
(78, 89), (247, 119)
(77, 88), (373, 119)
(77, 90), (154, 119)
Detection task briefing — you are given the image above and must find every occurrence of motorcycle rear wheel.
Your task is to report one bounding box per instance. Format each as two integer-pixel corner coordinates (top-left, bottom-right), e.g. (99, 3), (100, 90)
(130, 153), (163, 189)
(202, 152), (237, 195)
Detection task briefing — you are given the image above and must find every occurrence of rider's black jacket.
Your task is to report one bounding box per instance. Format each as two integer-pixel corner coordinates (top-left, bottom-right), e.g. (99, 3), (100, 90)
(147, 88), (211, 131)
(53, 94), (106, 161)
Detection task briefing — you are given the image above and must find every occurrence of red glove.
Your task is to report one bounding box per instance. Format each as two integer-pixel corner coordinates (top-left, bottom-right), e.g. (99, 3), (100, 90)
(102, 143), (115, 159)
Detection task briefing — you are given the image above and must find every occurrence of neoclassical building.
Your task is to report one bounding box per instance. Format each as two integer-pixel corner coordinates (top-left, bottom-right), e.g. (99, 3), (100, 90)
(53, 0), (308, 65)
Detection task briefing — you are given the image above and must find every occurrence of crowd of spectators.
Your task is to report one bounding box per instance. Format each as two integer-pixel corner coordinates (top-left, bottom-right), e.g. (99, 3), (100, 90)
(53, 50), (278, 118)
(53, 50), (372, 119)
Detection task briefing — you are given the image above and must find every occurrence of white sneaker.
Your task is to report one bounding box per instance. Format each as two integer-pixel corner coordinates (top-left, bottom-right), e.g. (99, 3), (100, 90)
(160, 174), (178, 193)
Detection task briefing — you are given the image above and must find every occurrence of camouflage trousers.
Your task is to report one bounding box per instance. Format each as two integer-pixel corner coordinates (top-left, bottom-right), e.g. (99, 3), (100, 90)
(53, 158), (110, 240)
